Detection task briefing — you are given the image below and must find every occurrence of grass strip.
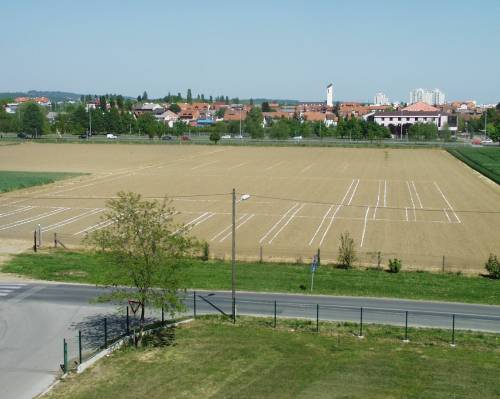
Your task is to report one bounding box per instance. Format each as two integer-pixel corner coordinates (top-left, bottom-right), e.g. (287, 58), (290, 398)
(0, 170), (83, 193)
(44, 317), (500, 399)
(2, 250), (498, 305)
(447, 147), (500, 184)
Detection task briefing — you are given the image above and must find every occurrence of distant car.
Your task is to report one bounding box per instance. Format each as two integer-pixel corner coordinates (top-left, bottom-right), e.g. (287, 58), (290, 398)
(180, 135), (191, 141)
(481, 138), (493, 145)
(161, 135), (173, 141)
(106, 133), (118, 139)
(233, 135), (243, 139)
(17, 132), (29, 139)
(293, 135), (303, 140)
(221, 134), (231, 139)
(79, 134), (88, 139)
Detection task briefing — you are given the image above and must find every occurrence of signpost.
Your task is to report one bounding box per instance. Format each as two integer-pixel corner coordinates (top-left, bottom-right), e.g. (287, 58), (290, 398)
(310, 255), (319, 292)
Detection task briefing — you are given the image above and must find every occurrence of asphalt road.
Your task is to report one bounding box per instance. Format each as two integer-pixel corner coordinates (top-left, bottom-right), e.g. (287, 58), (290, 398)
(1, 282), (499, 399)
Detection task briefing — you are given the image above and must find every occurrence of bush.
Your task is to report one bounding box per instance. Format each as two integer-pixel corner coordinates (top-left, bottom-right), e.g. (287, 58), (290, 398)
(201, 242), (209, 261)
(485, 254), (500, 279)
(337, 231), (356, 269)
(209, 131), (220, 144)
(388, 258), (402, 273)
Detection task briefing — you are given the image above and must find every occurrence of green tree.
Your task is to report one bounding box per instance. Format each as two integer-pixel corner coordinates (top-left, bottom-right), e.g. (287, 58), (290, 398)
(99, 96), (107, 111)
(142, 91), (148, 101)
(261, 102), (272, 112)
(337, 231), (356, 269)
(169, 103), (181, 113)
(408, 122), (438, 141)
(85, 192), (200, 344)
(269, 119), (291, 139)
(439, 123), (452, 142)
(137, 113), (158, 138)
(187, 89), (192, 104)
(21, 103), (45, 136)
(172, 120), (187, 136)
(215, 108), (225, 119)
(116, 95), (124, 110)
(106, 108), (122, 133)
(209, 131), (221, 144)
(245, 107), (264, 139)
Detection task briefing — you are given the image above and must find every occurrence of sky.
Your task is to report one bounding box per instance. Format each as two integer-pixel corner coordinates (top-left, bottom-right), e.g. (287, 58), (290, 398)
(1, 0), (499, 103)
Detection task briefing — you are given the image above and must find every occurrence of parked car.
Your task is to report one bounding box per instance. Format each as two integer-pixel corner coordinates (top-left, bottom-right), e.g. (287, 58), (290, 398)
(17, 132), (29, 139)
(161, 135), (173, 141)
(180, 135), (191, 141)
(221, 134), (231, 139)
(481, 138), (493, 145)
(292, 135), (303, 140)
(233, 135), (243, 139)
(106, 133), (118, 139)
(79, 133), (88, 139)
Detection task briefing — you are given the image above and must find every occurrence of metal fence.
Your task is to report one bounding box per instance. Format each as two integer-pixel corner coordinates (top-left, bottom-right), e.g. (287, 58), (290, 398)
(61, 292), (500, 373)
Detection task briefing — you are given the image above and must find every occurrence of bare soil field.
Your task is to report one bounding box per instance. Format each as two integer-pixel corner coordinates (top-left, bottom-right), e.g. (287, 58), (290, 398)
(0, 142), (499, 272)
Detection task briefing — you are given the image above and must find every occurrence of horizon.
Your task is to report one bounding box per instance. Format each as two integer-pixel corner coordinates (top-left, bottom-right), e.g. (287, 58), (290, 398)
(1, 0), (499, 104)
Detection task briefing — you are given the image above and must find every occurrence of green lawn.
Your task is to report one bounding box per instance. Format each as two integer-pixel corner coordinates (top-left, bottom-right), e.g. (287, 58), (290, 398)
(448, 147), (500, 184)
(3, 250), (499, 304)
(0, 170), (82, 193)
(45, 317), (500, 399)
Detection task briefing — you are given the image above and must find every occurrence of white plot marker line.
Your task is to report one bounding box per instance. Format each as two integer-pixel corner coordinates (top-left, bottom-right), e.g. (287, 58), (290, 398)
(434, 182), (461, 223)
(383, 180), (387, 207)
(190, 160), (219, 171)
(318, 179), (356, 246)
(0, 206), (34, 219)
(301, 164), (313, 173)
(360, 206), (370, 247)
(443, 208), (452, 223)
(210, 214), (247, 241)
(268, 204), (305, 244)
(0, 208), (69, 231)
(219, 214), (255, 242)
(411, 181), (423, 209)
(173, 212), (210, 234)
(74, 219), (114, 236)
(229, 162), (247, 170)
(405, 207), (409, 222)
(259, 203), (299, 244)
(265, 161), (284, 171)
(347, 179), (360, 206)
(406, 181), (417, 222)
(42, 208), (104, 232)
(373, 180), (381, 220)
(187, 212), (216, 230)
(308, 206), (332, 246)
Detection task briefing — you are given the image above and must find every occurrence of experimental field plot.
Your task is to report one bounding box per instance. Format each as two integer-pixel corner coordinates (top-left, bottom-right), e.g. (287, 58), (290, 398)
(0, 143), (499, 272)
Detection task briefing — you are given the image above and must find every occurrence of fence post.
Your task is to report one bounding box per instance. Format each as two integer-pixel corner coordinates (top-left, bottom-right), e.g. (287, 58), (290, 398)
(359, 307), (364, 338)
(33, 230), (37, 253)
(54, 232), (58, 248)
(126, 306), (130, 335)
(232, 296), (236, 324)
(78, 330), (82, 364)
(451, 314), (456, 347)
(404, 311), (409, 342)
(37, 224), (42, 247)
(442, 256), (445, 273)
(316, 304), (319, 333)
(161, 304), (165, 325)
(259, 246), (263, 263)
(193, 291), (197, 318)
(317, 248), (321, 267)
(63, 339), (68, 373)
(273, 301), (277, 328)
(104, 318), (108, 348)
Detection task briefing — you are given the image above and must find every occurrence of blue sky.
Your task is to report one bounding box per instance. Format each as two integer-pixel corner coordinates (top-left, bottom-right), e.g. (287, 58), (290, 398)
(1, 0), (499, 103)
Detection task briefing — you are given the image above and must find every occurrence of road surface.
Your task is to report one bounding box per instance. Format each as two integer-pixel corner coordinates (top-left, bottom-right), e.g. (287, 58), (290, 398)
(1, 281), (499, 399)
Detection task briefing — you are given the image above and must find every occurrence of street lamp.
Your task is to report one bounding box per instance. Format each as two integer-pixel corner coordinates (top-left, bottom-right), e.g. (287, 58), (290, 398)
(231, 189), (250, 323)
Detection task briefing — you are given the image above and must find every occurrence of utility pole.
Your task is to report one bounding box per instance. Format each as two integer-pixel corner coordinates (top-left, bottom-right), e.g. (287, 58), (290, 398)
(89, 107), (92, 137)
(231, 188), (236, 323)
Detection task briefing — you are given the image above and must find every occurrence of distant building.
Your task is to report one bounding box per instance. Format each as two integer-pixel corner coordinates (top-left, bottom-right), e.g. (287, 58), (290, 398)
(326, 83), (334, 107)
(409, 88), (445, 105)
(374, 92), (390, 105)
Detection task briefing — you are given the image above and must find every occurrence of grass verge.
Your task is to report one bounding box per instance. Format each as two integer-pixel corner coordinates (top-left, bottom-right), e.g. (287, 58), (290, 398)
(45, 316), (500, 399)
(447, 147), (500, 184)
(0, 170), (83, 193)
(2, 250), (499, 304)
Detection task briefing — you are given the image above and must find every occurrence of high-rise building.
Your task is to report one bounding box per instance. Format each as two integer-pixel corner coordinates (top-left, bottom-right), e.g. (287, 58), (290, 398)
(374, 92), (389, 105)
(326, 83), (334, 107)
(410, 88), (445, 105)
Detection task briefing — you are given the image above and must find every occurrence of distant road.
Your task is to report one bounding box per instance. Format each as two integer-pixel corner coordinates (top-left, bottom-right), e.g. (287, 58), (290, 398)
(1, 282), (499, 399)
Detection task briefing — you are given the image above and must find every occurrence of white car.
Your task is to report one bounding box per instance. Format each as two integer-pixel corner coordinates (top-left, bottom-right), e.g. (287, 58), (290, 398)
(481, 138), (493, 145)
(233, 135), (243, 139)
(293, 135), (303, 140)
(221, 135), (231, 139)
(106, 133), (118, 139)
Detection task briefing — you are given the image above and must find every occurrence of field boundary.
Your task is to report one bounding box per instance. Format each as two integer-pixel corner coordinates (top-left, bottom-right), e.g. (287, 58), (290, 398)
(447, 148), (500, 185)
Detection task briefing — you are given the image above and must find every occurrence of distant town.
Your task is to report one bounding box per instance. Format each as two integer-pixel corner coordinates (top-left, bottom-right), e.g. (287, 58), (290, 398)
(1, 84), (499, 144)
